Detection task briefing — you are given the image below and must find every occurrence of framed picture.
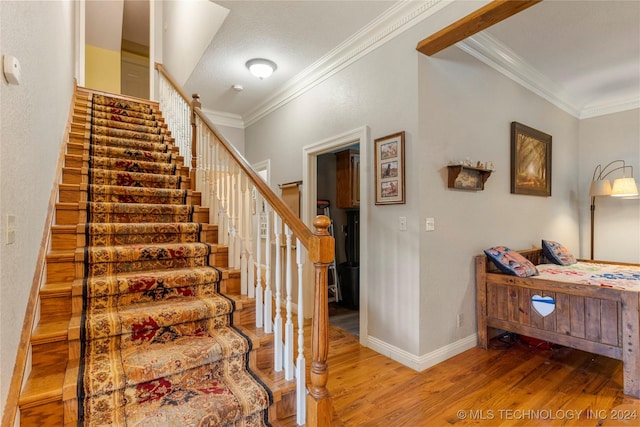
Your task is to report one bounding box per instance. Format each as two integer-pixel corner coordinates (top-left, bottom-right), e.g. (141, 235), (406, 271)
(510, 122), (552, 197)
(374, 131), (405, 205)
(447, 165), (488, 191)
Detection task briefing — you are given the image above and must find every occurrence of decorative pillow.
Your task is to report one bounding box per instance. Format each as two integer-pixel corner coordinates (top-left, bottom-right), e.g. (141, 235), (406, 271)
(541, 240), (577, 266)
(484, 246), (539, 277)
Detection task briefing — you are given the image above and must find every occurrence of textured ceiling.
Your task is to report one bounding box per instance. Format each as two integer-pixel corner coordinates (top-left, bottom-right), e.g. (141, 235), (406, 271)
(183, 1), (397, 119)
(184, 0), (639, 123)
(95, 0), (640, 123)
(485, 0), (640, 113)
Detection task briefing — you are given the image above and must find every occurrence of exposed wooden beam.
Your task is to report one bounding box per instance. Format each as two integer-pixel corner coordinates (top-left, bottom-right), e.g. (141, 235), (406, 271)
(416, 0), (542, 56)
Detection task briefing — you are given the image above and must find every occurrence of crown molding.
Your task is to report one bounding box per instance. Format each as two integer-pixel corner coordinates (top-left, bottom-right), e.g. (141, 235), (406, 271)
(457, 32), (640, 119)
(243, 0), (448, 127)
(457, 32), (581, 118)
(241, 0), (638, 126)
(580, 96), (640, 119)
(202, 108), (245, 128)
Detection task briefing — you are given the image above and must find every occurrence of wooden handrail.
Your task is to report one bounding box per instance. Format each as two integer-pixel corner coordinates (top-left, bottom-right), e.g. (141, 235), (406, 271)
(155, 63), (332, 425)
(155, 63), (193, 108)
(192, 108), (314, 246)
(157, 62), (313, 247)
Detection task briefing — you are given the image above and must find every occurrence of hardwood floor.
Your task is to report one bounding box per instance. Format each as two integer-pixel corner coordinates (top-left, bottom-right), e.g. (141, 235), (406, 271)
(310, 328), (639, 426)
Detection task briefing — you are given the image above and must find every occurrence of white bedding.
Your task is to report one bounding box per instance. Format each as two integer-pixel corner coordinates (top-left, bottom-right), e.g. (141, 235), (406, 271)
(535, 262), (640, 292)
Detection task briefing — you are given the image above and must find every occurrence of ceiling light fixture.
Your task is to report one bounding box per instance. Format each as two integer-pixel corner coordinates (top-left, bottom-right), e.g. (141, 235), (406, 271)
(246, 58), (277, 80)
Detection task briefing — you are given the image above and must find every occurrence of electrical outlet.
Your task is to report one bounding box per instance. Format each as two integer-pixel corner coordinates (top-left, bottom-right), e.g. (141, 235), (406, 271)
(457, 313), (463, 328)
(399, 216), (407, 231)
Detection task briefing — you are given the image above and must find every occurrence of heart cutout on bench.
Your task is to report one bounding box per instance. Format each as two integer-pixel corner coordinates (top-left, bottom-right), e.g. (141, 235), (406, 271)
(531, 295), (555, 317)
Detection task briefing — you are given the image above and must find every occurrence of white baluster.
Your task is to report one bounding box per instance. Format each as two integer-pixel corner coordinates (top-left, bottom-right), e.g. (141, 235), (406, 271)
(233, 169), (242, 268)
(240, 175), (249, 296)
(263, 205), (272, 333)
(219, 152), (225, 243)
(196, 121), (204, 194)
(273, 214), (283, 371)
(255, 196), (263, 328)
(224, 154), (231, 247)
(200, 123), (208, 206)
(247, 187), (255, 299)
(284, 225), (294, 380)
(210, 138), (219, 226)
(221, 152), (229, 246)
(296, 239), (306, 425)
(228, 163), (236, 270)
(215, 145), (222, 229)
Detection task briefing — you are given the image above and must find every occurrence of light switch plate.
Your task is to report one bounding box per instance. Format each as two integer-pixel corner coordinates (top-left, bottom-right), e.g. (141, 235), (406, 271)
(6, 214), (15, 244)
(399, 216), (407, 231)
(3, 55), (21, 85)
(425, 217), (435, 231)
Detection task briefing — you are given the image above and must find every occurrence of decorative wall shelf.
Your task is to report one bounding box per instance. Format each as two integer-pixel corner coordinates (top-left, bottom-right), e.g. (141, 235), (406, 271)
(447, 165), (493, 191)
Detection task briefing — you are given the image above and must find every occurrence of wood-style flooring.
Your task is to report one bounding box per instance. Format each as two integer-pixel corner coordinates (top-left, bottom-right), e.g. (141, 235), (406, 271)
(290, 327), (639, 426)
(329, 302), (359, 337)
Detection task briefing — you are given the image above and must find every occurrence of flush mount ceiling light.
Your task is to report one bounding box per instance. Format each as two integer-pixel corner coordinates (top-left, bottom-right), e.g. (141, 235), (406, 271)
(246, 58), (277, 80)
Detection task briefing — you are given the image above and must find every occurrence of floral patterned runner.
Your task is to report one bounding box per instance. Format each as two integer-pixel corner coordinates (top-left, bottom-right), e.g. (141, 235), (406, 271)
(91, 134), (170, 153)
(78, 94), (271, 426)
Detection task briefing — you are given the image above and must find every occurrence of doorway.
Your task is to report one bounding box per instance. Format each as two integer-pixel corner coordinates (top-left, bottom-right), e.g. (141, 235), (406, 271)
(317, 149), (359, 336)
(302, 126), (369, 344)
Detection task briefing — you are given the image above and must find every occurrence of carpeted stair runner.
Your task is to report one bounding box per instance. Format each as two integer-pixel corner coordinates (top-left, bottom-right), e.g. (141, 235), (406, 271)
(91, 134), (171, 153)
(77, 94), (271, 426)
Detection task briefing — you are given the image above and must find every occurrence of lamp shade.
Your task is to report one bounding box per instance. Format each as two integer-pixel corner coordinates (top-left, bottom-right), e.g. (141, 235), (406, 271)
(589, 179), (612, 196)
(610, 177), (639, 197)
(246, 58), (277, 79)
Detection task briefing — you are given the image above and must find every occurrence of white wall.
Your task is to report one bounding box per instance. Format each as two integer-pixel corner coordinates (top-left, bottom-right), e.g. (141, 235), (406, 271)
(212, 123), (245, 155)
(245, 28), (424, 354)
(162, 0), (228, 86)
(244, 2), (583, 366)
(418, 46), (580, 355)
(0, 0), (76, 415)
(578, 109), (640, 263)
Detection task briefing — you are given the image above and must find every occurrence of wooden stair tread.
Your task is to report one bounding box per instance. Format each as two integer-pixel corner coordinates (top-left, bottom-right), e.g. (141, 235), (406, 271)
(236, 325), (273, 347)
(253, 367), (297, 403)
(226, 292), (257, 304)
(19, 367), (65, 408)
(51, 224), (77, 231)
(46, 250), (75, 261)
(24, 87), (291, 425)
(32, 319), (69, 344)
(226, 294), (256, 313)
(40, 281), (72, 297)
(56, 202), (80, 208)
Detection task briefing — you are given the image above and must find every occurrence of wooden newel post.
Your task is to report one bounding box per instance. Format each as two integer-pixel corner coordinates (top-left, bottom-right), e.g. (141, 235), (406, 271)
(190, 93), (201, 191)
(307, 215), (334, 426)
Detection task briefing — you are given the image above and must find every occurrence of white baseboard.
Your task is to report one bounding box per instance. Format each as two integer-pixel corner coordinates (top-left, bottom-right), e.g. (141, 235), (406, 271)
(365, 333), (478, 372)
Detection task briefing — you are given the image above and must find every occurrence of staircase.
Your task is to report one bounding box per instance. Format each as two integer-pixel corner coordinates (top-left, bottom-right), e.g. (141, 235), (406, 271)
(16, 89), (302, 425)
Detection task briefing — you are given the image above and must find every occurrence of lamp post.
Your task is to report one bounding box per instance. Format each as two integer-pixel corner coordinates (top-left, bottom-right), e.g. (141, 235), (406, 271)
(589, 160), (639, 259)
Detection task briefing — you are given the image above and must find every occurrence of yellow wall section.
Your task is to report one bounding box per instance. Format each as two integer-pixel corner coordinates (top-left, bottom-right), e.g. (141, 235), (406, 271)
(85, 44), (121, 93)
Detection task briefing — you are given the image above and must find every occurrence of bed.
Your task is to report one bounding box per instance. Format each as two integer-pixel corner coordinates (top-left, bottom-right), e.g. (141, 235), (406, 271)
(475, 247), (640, 398)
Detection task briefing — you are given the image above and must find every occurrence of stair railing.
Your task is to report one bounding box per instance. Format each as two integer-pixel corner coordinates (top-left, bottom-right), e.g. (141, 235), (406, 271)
(156, 63), (334, 426)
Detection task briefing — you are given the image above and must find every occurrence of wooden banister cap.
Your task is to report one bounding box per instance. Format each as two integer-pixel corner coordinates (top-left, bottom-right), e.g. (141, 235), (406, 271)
(313, 215), (331, 236)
